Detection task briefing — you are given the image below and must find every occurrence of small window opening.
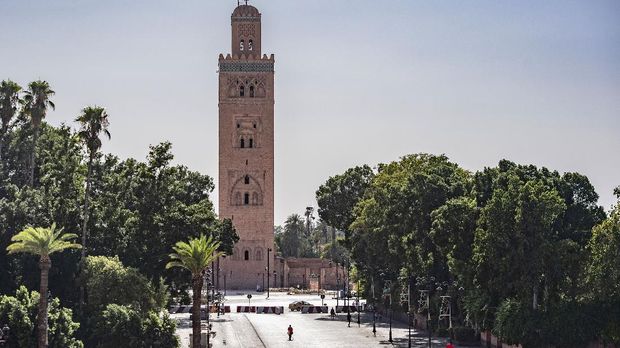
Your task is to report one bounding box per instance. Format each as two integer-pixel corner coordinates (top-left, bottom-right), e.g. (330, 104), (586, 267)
(253, 123), (256, 128)
(244, 175), (250, 184)
(239, 85), (245, 97)
(244, 193), (250, 205)
(240, 138), (245, 148)
(237, 123), (240, 128)
(248, 40), (253, 51)
(244, 250), (249, 260)
(249, 138), (254, 148)
(245, 160), (248, 165)
(249, 86), (255, 98)
(240, 40), (244, 51)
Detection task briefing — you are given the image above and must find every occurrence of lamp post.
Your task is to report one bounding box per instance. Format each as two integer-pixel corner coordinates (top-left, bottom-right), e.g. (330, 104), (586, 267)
(203, 269), (213, 348)
(371, 278), (376, 337)
(267, 248), (271, 299)
(357, 279), (361, 327)
(383, 279), (393, 344)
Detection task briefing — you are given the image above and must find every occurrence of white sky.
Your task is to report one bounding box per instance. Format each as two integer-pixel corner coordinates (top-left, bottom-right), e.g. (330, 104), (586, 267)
(1, 0), (619, 225)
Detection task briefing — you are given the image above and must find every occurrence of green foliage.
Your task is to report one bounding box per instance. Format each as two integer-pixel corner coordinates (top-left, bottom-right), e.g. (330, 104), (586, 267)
(83, 255), (168, 314)
(316, 165), (374, 240)
(585, 201), (620, 301)
(75, 106), (110, 158)
(6, 224), (81, 258)
(450, 326), (478, 343)
(166, 234), (222, 276)
(216, 218), (239, 256)
(0, 119), (222, 300)
(317, 155), (615, 346)
(0, 286), (82, 348)
(90, 304), (179, 348)
(277, 214), (317, 258)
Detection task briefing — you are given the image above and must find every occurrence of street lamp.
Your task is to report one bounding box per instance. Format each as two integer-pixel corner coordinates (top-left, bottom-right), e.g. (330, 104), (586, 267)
(371, 278), (376, 337)
(267, 248), (272, 299)
(383, 279), (393, 344)
(357, 279), (361, 327)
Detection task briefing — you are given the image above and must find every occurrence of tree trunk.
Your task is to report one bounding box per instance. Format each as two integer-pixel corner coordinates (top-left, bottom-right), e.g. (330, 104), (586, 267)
(38, 257), (51, 348)
(28, 125), (40, 187)
(79, 155), (94, 313)
(0, 128), (5, 163)
(192, 275), (204, 348)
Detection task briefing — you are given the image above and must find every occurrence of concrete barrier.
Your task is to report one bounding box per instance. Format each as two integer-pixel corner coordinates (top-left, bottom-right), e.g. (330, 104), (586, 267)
(335, 305), (361, 313)
(301, 305), (329, 313)
(236, 306), (256, 313)
(256, 306), (284, 314)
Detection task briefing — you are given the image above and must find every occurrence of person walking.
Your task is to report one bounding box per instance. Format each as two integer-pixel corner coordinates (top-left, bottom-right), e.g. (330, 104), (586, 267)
(347, 312), (352, 327)
(446, 340), (455, 348)
(287, 325), (294, 341)
(330, 307), (336, 319)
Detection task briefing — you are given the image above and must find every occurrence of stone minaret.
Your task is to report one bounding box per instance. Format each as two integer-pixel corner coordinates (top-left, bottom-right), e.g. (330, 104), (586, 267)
(218, 4), (275, 290)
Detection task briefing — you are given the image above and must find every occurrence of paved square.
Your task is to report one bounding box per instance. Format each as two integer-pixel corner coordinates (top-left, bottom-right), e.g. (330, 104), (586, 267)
(173, 292), (471, 348)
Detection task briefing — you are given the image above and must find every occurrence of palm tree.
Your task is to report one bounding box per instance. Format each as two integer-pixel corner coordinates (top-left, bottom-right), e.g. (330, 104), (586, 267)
(75, 106), (110, 264)
(23, 80), (55, 186)
(166, 235), (222, 348)
(0, 80), (22, 161)
(6, 224), (81, 348)
(75, 106), (110, 311)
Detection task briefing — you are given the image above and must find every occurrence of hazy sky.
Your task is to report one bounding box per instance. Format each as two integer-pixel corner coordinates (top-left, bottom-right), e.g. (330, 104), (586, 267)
(1, 0), (619, 225)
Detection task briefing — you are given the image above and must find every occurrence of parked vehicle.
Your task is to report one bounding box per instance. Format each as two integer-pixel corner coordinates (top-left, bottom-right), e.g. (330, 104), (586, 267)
(288, 301), (312, 311)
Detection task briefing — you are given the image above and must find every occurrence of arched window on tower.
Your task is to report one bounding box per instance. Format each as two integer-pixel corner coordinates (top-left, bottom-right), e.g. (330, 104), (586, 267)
(244, 192), (250, 205)
(240, 40), (244, 51)
(244, 175), (250, 185)
(240, 138), (245, 148)
(249, 85), (255, 98)
(249, 138), (254, 148)
(248, 39), (253, 51)
(234, 192), (242, 205)
(255, 248), (262, 261)
(239, 85), (245, 97)
(252, 192), (259, 205)
(244, 250), (249, 260)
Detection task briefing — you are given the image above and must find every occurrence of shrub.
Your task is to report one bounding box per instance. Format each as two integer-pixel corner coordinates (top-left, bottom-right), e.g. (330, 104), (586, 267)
(88, 304), (179, 348)
(83, 256), (168, 313)
(0, 286), (82, 348)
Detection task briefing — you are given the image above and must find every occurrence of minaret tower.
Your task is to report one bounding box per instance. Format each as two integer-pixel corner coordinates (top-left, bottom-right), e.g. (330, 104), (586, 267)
(218, 3), (275, 290)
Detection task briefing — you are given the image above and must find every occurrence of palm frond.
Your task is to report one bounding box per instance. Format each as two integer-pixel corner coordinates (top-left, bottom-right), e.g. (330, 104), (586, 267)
(6, 224), (81, 257)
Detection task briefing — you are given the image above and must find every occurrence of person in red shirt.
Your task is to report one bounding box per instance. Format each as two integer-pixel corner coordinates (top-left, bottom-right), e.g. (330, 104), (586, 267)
(446, 340), (455, 348)
(287, 325), (294, 341)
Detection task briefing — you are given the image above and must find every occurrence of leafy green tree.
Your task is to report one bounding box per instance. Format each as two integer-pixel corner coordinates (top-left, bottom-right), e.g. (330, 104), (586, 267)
(585, 194), (620, 302)
(6, 225), (81, 348)
(350, 154), (470, 292)
(216, 218), (239, 255)
(82, 256), (167, 314)
(166, 235), (222, 348)
(0, 286), (82, 348)
(0, 80), (21, 161)
(316, 165), (374, 242)
(22, 80), (55, 187)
